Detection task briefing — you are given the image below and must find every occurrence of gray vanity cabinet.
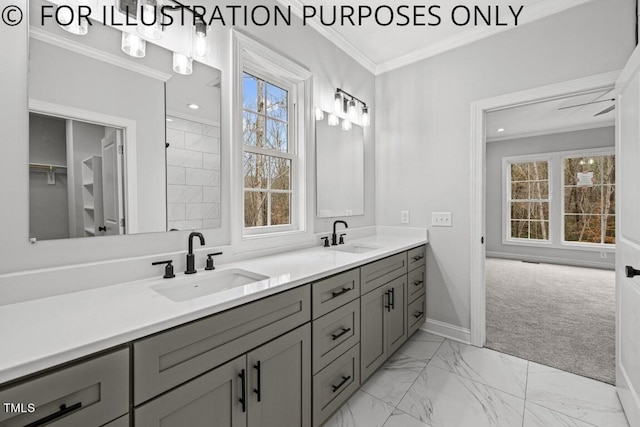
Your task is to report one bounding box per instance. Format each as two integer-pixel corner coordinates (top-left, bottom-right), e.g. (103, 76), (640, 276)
(360, 275), (407, 381)
(135, 324), (311, 427)
(0, 348), (129, 427)
(247, 324), (311, 427)
(406, 245), (427, 337)
(135, 356), (246, 427)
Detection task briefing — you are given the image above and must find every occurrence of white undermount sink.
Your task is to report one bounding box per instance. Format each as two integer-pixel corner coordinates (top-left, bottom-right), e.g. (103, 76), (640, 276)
(151, 268), (269, 302)
(329, 243), (379, 254)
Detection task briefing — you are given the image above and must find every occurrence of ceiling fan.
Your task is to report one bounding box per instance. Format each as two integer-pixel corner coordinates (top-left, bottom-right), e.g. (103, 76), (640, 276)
(558, 98), (616, 116)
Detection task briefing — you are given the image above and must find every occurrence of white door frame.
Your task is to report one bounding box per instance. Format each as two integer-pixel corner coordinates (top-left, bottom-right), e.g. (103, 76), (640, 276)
(468, 70), (621, 347)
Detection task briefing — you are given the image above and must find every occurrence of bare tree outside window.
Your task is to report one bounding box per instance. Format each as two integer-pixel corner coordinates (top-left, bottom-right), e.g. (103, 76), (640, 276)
(242, 73), (293, 228)
(563, 154), (615, 244)
(509, 160), (550, 240)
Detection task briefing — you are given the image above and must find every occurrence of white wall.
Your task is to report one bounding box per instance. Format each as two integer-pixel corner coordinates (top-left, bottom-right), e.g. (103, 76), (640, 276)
(374, 0), (635, 330)
(486, 127), (615, 269)
(0, 0), (374, 280)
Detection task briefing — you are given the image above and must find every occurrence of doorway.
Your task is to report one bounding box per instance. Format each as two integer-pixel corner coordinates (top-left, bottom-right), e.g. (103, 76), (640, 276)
(469, 72), (620, 381)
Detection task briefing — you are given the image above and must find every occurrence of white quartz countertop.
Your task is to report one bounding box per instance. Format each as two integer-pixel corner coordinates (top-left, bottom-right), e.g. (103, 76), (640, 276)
(0, 235), (426, 384)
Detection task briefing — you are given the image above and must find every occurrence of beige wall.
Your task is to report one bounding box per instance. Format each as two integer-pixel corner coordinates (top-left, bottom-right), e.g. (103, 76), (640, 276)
(374, 0), (635, 330)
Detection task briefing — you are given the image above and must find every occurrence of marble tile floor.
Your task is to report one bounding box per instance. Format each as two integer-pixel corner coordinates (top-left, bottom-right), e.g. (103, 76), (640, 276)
(323, 330), (629, 427)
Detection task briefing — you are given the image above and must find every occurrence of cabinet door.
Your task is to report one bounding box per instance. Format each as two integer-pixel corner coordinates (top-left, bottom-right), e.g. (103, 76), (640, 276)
(386, 276), (408, 355)
(135, 356), (246, 427)
(360, 285), (388, 381)
(247, 324), (311, 427)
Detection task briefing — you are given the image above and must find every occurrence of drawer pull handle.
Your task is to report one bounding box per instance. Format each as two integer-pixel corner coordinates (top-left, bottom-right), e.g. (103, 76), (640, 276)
(26, 402), (82, 427)
(331, 375), (351, 392)
(332, 287), (351, 298)
(239, 369), (246, 413)
(413, 311), (424, 319)
(412, 254), (424, 261)
(413, 280), (424, 286)
(253, 361), (261, 402)
(331, 327), (352, 340)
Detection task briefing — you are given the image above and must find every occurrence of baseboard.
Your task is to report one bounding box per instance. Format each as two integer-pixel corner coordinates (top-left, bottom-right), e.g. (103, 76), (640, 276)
(421, 318), (471, 345)
(486, 251), (615, 270)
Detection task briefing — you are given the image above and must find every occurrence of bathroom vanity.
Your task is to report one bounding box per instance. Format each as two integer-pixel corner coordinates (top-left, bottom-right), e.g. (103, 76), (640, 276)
(0, 237), (427, 427)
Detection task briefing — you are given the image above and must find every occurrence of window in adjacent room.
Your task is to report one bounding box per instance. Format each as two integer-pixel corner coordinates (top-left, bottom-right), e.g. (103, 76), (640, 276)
(507, 159), (550, 241)
(563, 153), (615, 245)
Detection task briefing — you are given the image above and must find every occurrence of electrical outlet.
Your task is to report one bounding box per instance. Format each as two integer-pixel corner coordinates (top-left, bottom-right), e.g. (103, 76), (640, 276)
(401, 211), (410, 224)
(600, 251), (607, 259)
(345, 210), (352, 216)
(320, 210), (331, 217)
(432, 212), (452, 227)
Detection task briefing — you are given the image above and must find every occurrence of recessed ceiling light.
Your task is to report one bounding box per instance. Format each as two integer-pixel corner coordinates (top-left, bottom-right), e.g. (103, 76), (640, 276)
(497, 128), (505, 133)
(188, 103), (200, 110)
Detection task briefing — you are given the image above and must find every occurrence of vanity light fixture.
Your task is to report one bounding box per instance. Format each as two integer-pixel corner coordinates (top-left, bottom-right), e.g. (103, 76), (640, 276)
(314, 108), (325, 121)
(361, 106), (370, 127)
(341, 118), (352, 131)
(57, 5), (89, 35)
(137, 0), (163, 40)
(327, 112), (340, 126)
(334, 88), (371, 127)
(192, 16), (210, 58)
(173, 52), (193, 75)
(334, 91), (343, 115)
(121, 32), (146, 58)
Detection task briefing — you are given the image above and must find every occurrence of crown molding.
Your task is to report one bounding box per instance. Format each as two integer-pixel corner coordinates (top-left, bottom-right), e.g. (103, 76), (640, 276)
(29, 27), (173, 82)
(376, 0), (597, 74)
(278, 0), (596, 76)
(276, 0), (377, 74)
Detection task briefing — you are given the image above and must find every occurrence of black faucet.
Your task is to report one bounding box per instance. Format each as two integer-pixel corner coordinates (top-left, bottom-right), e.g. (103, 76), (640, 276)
(186, 232), (205, 274)
(332, 220), (348, 245)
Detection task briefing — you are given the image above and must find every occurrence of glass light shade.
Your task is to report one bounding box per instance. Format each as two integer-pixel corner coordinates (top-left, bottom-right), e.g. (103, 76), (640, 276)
(361, 106), (370, 127)
(121, 32), (146, 58)
(137, 0), (162, 40)
(348, 99), (358, 121)
(192, 18), (210, 58)
(173, 53), (193, 75)
(334, 92), (343, 114)
(328, 112), (339, 126)
(314, 108), (324, 121)
(57, 6), (88, 35)
(341, 118), (352, 131)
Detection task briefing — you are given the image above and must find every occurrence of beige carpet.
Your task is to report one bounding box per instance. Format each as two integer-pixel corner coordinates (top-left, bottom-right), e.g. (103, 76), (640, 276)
(485, 258), (615, 384)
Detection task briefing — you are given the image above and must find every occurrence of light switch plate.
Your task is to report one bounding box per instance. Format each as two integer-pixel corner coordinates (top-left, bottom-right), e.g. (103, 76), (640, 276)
(432, 212), (452, 227)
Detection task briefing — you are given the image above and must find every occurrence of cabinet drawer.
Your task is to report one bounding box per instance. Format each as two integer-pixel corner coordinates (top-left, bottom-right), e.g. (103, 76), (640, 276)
(407, 245), (426, 271)
(408, 294), (426, 337)
(407, 266), (426, 302)
(360, 252), (407, 295)
(312, 299), (360, 374)
(104, 414), (129, 427)
(311, 269), (360, 319)
(134, 285), (310, 404)
(312, 344), (360, 427)
(0, 349), (129, 427)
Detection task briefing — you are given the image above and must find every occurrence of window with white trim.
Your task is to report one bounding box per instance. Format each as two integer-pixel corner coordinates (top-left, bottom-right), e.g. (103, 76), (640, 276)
(242, 72), (294, 231)
(507, 159), (550, 241)
(562, 153), (615, 245)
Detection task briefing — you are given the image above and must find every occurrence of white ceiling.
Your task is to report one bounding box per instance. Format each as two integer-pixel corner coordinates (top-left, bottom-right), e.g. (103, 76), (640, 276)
(279, 0), (595, 74)
(485, 89), (616, 142)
